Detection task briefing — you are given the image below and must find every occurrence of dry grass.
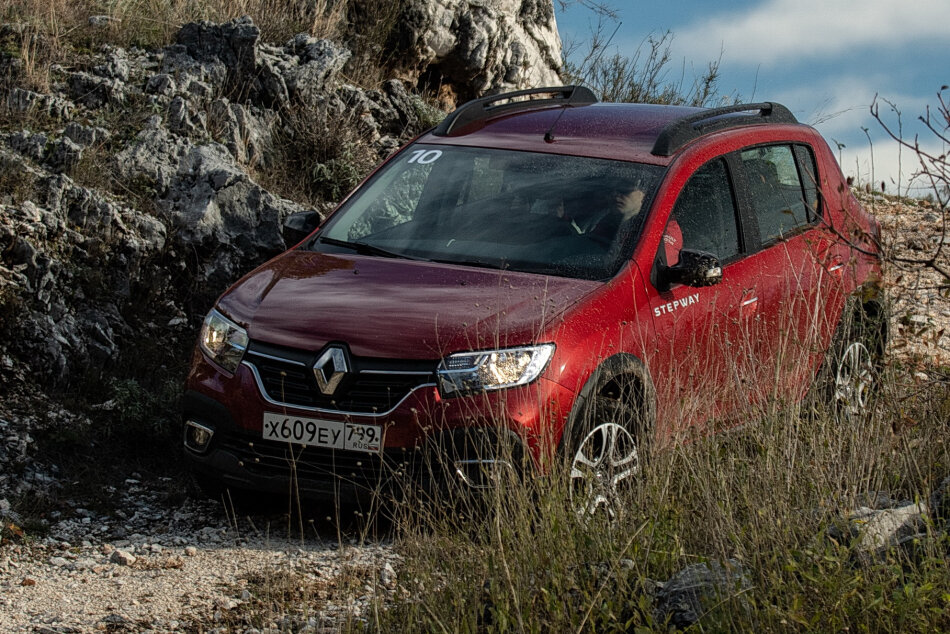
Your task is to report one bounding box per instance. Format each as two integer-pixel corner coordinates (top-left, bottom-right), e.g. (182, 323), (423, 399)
(373, 371), (949, 632)
(0, 0), (348, 51)
(254, 101), (379, 208)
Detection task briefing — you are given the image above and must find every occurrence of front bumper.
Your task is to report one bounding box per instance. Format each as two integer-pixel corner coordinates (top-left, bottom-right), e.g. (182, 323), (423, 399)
(181, 352), (575, 501)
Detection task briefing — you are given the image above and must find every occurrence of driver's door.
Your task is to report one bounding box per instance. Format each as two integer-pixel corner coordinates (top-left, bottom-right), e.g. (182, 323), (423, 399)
(647, 158), (762, 436)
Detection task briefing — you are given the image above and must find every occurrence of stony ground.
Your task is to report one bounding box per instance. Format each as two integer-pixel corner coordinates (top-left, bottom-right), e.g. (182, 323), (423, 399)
(0, 479), (401, 632)
(0, 193), (947, 633)
(871, 194), (950, 367)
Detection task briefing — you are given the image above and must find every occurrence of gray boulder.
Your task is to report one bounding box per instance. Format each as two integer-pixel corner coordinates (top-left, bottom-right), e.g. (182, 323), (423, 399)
(175, 16), (260, 80)
(145, 73), (176, 97)
(68, 71), (125, 108)
(5, 130), (48, 162)
(166, 95), (206, 136)
(63, 122), (110, 148)
(47, 136), (83, 172)
(93, 48), (132, 82)
(284, 39), (351, 108)
(654, 559), (751, 629)
(4, 88), (73, 119)
(847, 501), (929, 555)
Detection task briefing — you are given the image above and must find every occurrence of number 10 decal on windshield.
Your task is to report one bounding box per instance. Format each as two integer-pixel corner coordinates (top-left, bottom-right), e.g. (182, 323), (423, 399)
(407, 149), (442, 164)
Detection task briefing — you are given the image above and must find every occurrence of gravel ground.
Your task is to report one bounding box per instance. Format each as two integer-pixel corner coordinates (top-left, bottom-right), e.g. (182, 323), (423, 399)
(1, 192), (947, 632)
(0, 485), (400, 632)
(1, 533), (395, 632)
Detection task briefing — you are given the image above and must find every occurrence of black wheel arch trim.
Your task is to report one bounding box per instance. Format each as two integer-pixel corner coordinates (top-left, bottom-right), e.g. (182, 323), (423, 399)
(560, 353), (658, 455)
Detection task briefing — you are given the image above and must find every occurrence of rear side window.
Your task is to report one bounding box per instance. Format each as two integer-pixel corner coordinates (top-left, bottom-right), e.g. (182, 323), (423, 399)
(739, 144), (815, 242)
(666, 158), (741, 264)
(793, 144), (821, 218)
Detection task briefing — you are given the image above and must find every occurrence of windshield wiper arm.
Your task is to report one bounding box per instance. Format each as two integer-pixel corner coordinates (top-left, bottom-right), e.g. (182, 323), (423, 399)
(318, 236), (428, 261)
(430, 257), (508, 271)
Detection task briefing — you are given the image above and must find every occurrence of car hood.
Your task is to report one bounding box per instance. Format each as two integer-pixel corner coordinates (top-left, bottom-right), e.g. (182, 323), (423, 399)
(216, 250), (601, 359)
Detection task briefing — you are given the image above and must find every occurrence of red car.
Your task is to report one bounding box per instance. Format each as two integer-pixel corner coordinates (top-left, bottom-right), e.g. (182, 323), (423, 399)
(183, 86), (884, 512)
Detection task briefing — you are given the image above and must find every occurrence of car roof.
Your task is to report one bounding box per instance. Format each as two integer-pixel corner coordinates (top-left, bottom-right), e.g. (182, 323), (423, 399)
(417, 88), (801, 165)
(418, 103), (698, 165)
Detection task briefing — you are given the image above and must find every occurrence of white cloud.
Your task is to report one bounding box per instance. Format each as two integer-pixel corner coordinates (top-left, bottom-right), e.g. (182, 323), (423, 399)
(762, 75), (944, 195)
(676, 0), (950, 66)
(840, 137), (947, 197)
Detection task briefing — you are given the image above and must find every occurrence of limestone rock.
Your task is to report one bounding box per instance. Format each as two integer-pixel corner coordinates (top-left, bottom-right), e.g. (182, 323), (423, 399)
(848, 501), (929, 554)
(114, 117), (307, 287)
(390, 0), (562, 103)
(175, 16), (260, 81)
(110, 549), (136, 566)
(68, 71), (125, 108)
(4, 88), (73, 119)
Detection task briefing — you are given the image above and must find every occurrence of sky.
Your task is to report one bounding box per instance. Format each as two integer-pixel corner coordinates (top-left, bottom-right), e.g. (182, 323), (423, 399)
(555, 0), (949, 197)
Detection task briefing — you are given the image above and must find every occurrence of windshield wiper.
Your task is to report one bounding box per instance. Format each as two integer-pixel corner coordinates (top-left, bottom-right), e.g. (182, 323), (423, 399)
(318, 236), (429, 261)
(430, 257), (508, 271)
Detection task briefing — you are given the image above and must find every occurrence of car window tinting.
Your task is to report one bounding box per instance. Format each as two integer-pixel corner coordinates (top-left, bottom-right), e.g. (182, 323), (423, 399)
(667, 158), (741, 264)
(740, 145), (813, 242)
(315, 145), (663, 281)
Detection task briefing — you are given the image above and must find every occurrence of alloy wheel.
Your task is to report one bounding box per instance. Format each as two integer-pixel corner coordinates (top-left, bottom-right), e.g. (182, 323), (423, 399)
(833, 341), (874, 417)
(569, 422), (639, 518)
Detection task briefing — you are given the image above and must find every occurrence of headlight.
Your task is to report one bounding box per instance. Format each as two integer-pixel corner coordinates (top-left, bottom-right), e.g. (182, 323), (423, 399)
(199, 308), (249, 373)
(437, 344), (555, 397)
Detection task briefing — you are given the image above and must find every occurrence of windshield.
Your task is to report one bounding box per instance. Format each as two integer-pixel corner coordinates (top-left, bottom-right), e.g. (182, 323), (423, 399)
(313, 145), (663, 280)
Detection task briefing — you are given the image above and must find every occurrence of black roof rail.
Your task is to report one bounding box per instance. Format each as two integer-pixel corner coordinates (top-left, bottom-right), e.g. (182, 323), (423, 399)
(651, 102), (798, 157)
(432, 85), (598, 137)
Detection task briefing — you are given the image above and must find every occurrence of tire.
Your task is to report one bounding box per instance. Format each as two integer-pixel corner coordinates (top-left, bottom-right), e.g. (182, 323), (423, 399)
(822, 298), (887, 418)
(564, 361), (655, 519)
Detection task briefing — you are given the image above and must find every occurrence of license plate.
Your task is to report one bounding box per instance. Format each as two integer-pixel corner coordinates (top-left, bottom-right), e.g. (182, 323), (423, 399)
(262, 413), (382, 453)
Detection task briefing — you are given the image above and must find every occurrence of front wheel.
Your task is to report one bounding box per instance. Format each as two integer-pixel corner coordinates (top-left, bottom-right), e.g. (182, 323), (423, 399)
(569, 421), (640, 518)
(566, 370), (651, 519)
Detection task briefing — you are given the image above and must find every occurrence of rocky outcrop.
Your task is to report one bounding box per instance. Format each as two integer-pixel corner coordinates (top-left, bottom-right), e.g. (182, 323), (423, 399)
(0, 16), (439, 389)
(0, 152), (168, 384)
(0, 5), (567, 390)
(390, 0), (562, 104)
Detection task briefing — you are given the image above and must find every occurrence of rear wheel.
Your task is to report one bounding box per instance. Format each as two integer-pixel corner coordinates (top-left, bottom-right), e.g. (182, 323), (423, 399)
(822, 299), (887, 418)
(832, 340), (875, 417)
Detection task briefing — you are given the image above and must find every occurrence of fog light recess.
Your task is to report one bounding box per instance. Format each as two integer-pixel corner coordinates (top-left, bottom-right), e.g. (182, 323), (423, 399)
(184, 420), (215, 453)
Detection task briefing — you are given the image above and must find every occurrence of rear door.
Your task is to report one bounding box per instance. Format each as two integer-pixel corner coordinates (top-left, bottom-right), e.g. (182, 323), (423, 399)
(732, 142), (846, 402)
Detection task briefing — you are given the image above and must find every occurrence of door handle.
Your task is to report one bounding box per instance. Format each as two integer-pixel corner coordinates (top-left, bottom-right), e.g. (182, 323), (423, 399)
(826, 257), (845, 276)
(740, 292), (758, 315)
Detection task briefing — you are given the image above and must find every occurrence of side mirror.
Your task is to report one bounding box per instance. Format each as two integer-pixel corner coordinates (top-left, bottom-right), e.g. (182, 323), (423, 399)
(664, 249), (722, 287)
(282, 210), (322, 246)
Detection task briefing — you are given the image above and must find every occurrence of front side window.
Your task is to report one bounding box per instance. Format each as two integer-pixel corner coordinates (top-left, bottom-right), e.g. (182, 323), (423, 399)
(739, 144), (814, 242)
(663, 158), (741, 266)
(314, 145), (663, 280)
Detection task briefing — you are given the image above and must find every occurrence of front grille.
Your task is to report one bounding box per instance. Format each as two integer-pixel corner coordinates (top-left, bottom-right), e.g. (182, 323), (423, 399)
(244, 341), (436, 413)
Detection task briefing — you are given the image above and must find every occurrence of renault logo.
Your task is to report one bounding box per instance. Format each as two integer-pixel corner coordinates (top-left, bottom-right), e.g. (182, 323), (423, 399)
(313, 347), (349, 396)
